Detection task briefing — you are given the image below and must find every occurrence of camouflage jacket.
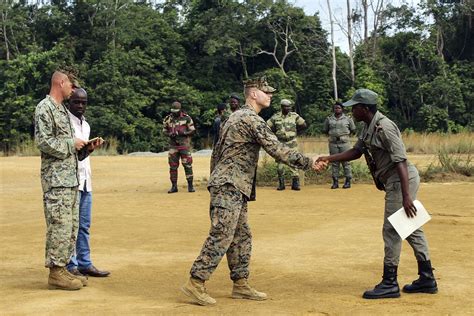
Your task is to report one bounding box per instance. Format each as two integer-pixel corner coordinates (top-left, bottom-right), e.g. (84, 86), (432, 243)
(163, 112), (195, 147)
(34, 95), (79, 192)
(209, 105), (312, 199)
(323, 113), (356, 142)
(267, 111), (305, 142)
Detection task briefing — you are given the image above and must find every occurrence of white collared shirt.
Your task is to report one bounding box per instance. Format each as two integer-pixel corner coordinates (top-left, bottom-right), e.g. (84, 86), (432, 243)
(68, 111), (92, 192)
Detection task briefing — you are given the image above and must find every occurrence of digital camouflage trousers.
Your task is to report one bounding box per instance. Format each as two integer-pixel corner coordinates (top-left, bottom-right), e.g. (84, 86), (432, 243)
(43, 187), (79, 268)
(190, 183), (252, 281)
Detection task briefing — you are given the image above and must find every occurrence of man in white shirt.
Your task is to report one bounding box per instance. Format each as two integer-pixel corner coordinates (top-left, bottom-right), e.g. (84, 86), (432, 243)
(67, 88), (110, 278)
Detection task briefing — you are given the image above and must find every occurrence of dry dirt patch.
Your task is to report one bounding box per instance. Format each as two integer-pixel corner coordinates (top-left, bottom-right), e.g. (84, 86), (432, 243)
(1, 156), (473, 314)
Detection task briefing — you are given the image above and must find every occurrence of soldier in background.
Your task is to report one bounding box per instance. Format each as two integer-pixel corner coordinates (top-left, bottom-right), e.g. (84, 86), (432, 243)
(181, 77), (316, 306)
(228, 93), (241, 113)
(323, 101), (356, 189)
(162, 101), (196, 193)
(211, 102), (227, 147)
(34, 69), (92, 290)
(267, 99), (307, 190)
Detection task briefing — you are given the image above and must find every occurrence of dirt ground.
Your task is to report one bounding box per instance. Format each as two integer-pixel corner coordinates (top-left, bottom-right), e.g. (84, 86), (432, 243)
(1, 156), (473, 315)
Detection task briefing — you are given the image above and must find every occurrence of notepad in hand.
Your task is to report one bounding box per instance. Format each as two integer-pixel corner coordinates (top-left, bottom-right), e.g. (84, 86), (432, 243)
(388, 200), (431, 240)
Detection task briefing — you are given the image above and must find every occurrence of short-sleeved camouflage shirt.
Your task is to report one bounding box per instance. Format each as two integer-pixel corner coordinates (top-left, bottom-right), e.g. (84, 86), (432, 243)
(163, 112), (195, 147)
(34, 95), (79, 192)
(267, 111), (305, 142)
(209, 105), (312, 199)
(354, 111), (411, 183)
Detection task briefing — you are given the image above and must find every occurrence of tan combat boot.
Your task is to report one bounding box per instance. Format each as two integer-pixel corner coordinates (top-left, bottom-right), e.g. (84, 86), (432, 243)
(48, 267), (82, 290)
(232, 278), (267, 300)
(66, 269), (88, 287)
(181, 277), (216, 306)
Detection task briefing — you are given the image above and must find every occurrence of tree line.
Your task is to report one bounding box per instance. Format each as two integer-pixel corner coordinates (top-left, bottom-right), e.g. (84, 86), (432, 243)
(1, 0), (472, 153)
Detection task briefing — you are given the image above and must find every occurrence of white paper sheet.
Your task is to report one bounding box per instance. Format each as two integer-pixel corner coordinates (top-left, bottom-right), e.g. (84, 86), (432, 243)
(388, 200), (431, 240)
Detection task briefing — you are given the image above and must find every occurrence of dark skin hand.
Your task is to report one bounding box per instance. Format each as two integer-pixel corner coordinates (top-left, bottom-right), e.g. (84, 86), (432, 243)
(396, 160), (417, 218)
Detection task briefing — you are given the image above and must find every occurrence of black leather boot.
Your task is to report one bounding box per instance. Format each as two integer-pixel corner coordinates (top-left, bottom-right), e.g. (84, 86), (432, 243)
(363, 265), (400, 299)
(403, 260), (438, 294)
(168, 182), (178, 193)
(277, 177), (285, 190)
(187, 177), (195, 193)
(291, 177), (300, 191)
(331, 177), (339, 189)
(342, 177), (351, 189)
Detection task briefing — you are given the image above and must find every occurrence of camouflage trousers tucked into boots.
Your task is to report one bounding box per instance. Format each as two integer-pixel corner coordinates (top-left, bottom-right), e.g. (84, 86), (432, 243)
(190, 184), (251, 281)
(168, 145), (193, 183)
(43, 187), (79, 267)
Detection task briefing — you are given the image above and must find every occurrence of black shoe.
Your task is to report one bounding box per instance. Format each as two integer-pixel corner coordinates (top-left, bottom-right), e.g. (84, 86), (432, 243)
(277, 177), (285, 190)
(291, 177), (300, 191)
(79, 265), (111, 277)
(331, 177), (339, 189)
(403, 260), (438, 294)
(342, 177), (351, 189)
(187, 178), (195, 193)
(363, 265), (400, 299)
(168, 183), (178, 193)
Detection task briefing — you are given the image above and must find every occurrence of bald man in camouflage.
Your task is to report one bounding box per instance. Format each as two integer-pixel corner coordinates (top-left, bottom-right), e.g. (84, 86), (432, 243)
(267, 99), (307, 190)
(163, 101), (196, 193)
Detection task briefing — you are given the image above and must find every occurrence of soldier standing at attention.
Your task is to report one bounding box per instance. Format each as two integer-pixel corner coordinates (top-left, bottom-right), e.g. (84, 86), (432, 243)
(323, 101), (356, 189)
(163, 101), (196, 193)
(181, 77), (316, 306)
(211, 102), (227, 147)
(315, 89), (438, 299)
(34, 69), (92, 290)
(267, 99), (307, 190)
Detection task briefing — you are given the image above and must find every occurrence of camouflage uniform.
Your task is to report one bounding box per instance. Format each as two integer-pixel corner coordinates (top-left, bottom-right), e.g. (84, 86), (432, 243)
(267, 111), (306, 178)
(162, 112), (195, 182)
(323, 113), (356, 178)
(34, 95), (80, 268)
(354, 111), (430, 266)
(190, 106), (312, 281)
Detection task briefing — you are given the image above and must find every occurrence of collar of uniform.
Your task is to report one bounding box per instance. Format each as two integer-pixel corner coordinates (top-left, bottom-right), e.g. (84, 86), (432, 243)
(244, 104), (257, 113)
(364, 111), (385, 141)
(46, 95), (62, 108)
(333, 113), (346, 120)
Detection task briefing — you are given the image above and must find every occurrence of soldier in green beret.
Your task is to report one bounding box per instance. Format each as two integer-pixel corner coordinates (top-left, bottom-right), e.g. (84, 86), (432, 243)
(323, 101), (356, 189)
(267, 99), (307, 190)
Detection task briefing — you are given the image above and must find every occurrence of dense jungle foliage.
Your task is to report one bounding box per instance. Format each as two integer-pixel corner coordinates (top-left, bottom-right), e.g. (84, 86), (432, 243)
(1, 0), (473, 153)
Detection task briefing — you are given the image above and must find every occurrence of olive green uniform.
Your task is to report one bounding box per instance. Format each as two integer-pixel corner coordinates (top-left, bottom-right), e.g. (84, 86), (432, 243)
(323, 113), (356, 178)
(354, 111), (430, 266)
(267, 111), (306, 178)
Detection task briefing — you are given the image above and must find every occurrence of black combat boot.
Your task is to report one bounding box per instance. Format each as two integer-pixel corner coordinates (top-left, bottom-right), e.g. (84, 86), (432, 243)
(291, 177), (301, 191)
(187, 177), (195, 193)
(363, 265), (400, 299)
(342, 177), (351, 189)
(277, 177), (285, 191)
(331, 177), (339, 189)
(403, 260), (438, 294)
(168, 182), (178, 194)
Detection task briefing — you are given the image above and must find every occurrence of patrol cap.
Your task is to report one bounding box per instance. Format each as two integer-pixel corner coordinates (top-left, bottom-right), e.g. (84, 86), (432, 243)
(343, 89), (378, 107)
(243, 76), (276, 93)
(280, 99), (292, 106)
(216, 102), (227, 111)
(229, 93), (241, 101)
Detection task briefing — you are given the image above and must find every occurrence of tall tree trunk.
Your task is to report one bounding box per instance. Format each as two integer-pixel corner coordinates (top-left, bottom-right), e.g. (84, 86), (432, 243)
(327, 0), (338, 100)
(1, 8), (10, 61)
(362, 0), (368, 42)
(346, 0), (355, 86)
(238, 42), (248, 79)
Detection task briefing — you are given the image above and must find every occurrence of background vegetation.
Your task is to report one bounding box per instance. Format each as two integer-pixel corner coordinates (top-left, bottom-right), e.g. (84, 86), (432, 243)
(1, 0), (473, 155)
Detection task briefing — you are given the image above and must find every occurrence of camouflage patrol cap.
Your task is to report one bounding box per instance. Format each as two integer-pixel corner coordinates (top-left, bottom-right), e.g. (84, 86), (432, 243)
(243, 76), (276, 93)
(280, 99), (292, 106)
(229, 93), (241, 101)
(343, 89), (378, 107)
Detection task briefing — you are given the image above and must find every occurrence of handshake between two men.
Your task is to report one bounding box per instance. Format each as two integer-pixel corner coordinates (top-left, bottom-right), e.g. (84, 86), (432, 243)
(311, 156), (330, 172)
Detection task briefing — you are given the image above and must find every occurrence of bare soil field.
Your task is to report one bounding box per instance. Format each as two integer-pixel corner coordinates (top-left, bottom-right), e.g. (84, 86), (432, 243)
(1, 156), (473, 315)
